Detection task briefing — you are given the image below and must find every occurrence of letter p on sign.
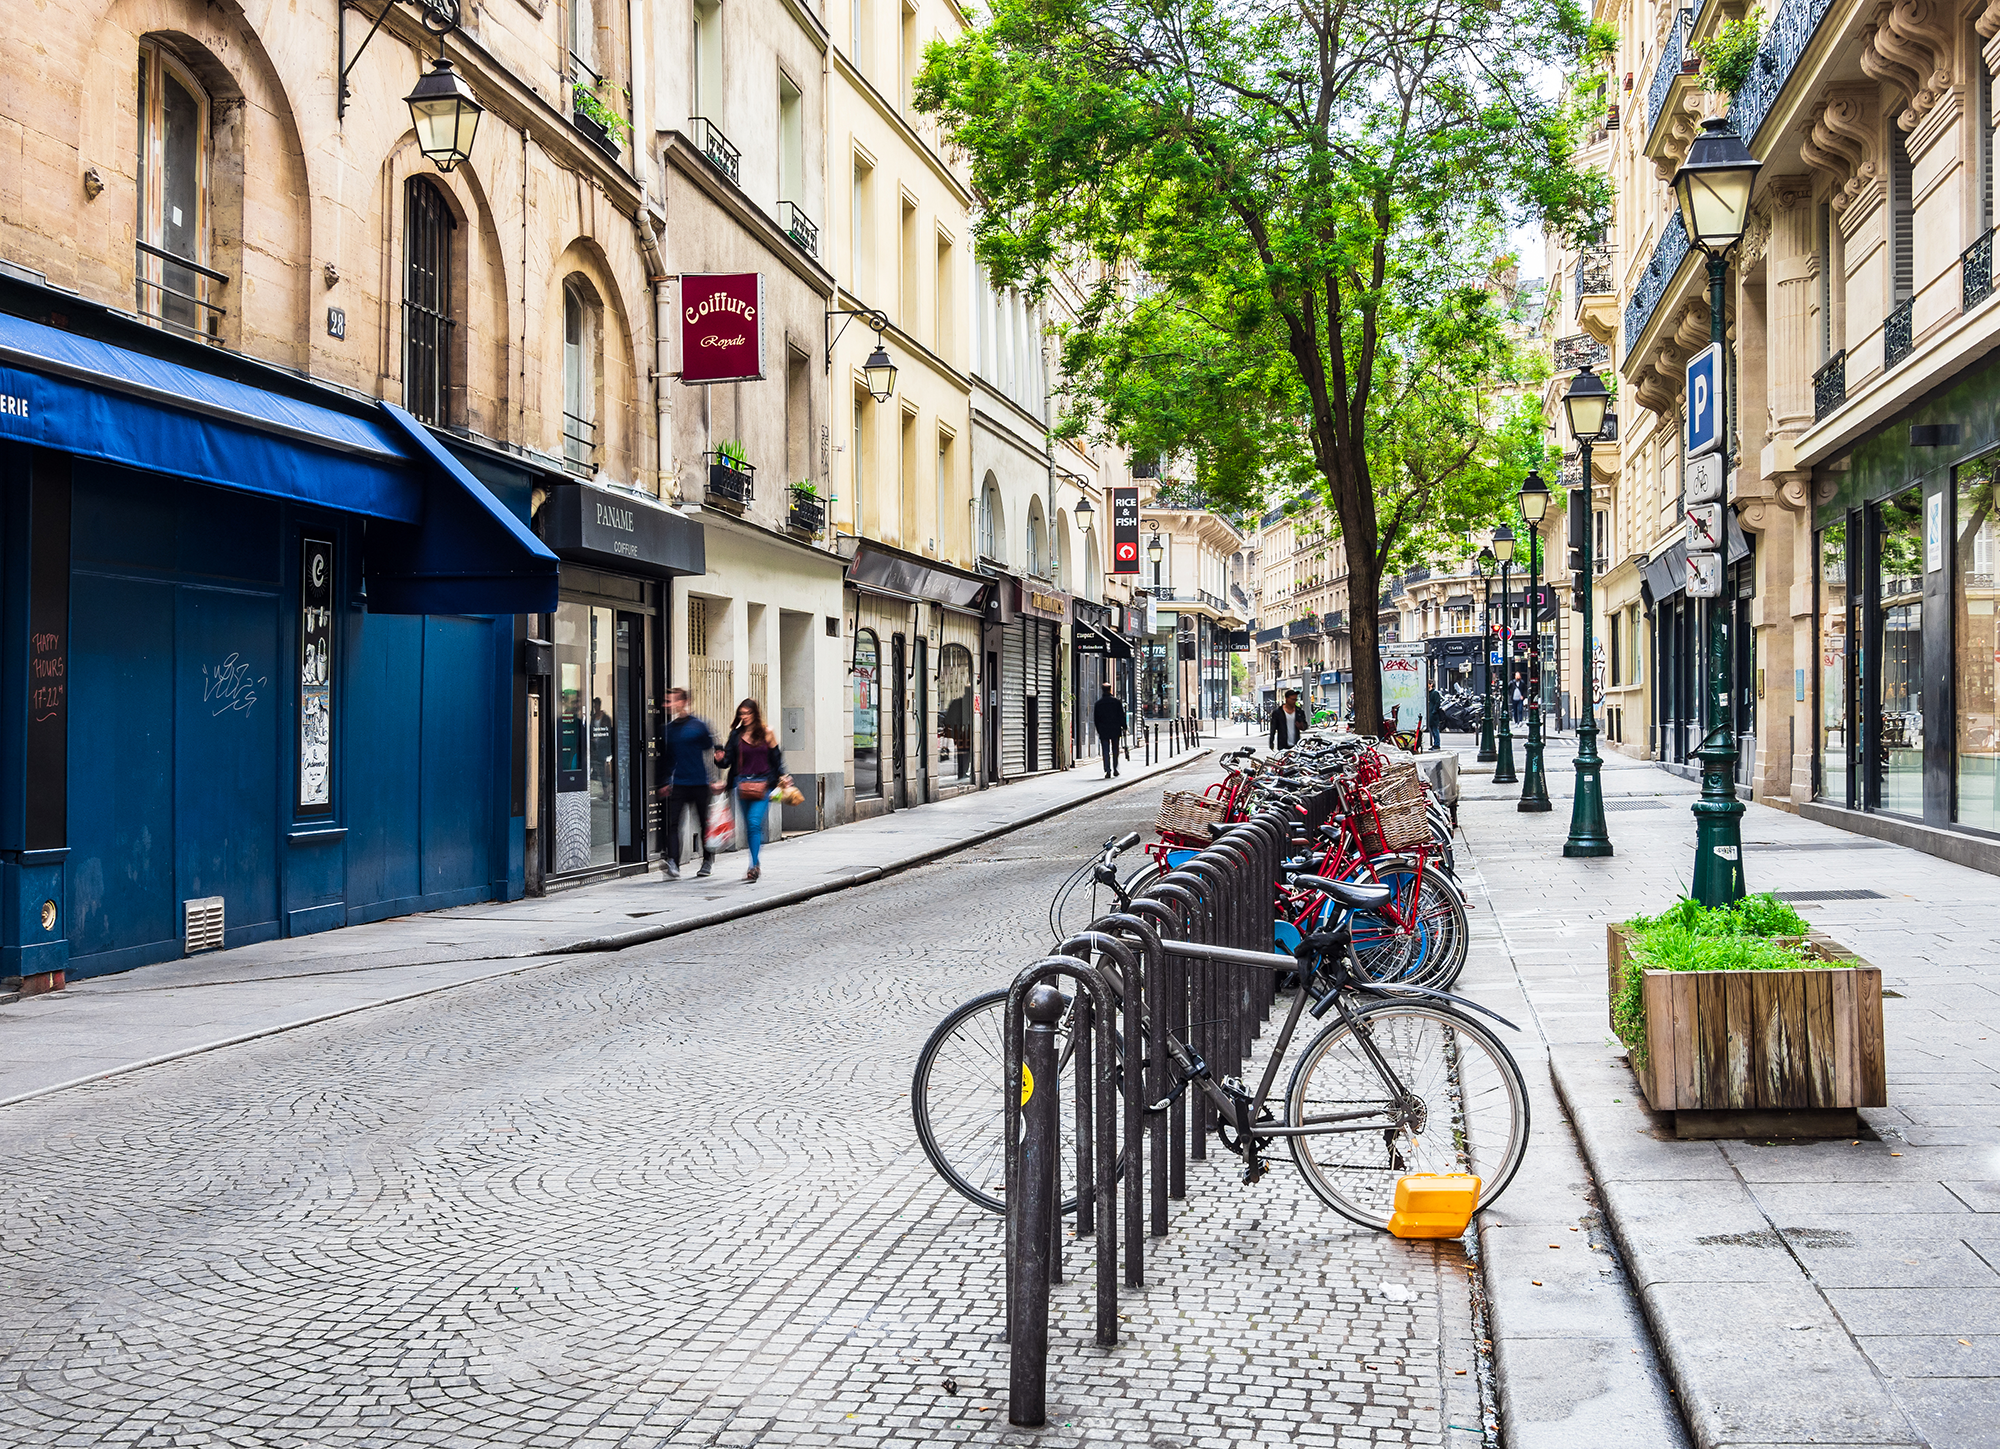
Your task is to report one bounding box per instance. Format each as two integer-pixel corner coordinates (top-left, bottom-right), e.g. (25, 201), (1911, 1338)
(1685, 342), (1724, 459)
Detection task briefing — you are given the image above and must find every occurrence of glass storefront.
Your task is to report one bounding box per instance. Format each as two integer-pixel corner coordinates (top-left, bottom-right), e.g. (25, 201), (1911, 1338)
(1874, 487), (1925, 818)
(853, 628), (881, 798)
(1816, 523), (1849, 805)
(1957, 458), (2000, 832)
(937, 643), (974, 782)
(552, 601), (632, 872)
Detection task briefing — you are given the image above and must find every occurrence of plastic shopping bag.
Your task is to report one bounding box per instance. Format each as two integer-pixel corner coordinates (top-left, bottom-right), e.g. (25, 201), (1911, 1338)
(705, 793), (735, 852)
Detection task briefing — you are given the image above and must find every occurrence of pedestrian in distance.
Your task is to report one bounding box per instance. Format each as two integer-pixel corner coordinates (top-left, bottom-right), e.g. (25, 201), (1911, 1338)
(1091, 682), (1126, 778)
(719, 698), (791, 884)
(658, 687), (721, 879)
(1426, 683), (1443, 752)
(1268, 688), (1305, 751)
(1510, 679), (1526, 725)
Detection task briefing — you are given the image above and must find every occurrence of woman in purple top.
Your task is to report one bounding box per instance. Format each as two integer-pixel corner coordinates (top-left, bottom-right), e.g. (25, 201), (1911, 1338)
(719, 698), (791, 883)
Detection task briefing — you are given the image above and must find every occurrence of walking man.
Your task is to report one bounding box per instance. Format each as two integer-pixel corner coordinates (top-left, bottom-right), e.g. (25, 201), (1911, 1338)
(1092, 682), (1126, 778)
(1426, 682), (1443, 751)
(1268, 688), (1305, 751)
(659, 687), (720, 879)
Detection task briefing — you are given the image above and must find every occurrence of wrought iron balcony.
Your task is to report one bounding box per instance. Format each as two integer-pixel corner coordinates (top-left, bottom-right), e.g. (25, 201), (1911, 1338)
(690, 117), (741, 187)
(135, 240), (228, 341)
(787, 485), (825, 536)
(562, 410), (597, 477)
(1885, 297), (1914, 371)
(1574, 247), (1614, 314)
(1727, 0), (1841, 147)
(703, 450), (755, 508)
(1645, 9), (1692, 137)
(1966, 229), (1995, 313)
(1559, 452), (1585, 491)
(1554, 332), (1610, 372)
(1320, 611), (1345, 634)
(1813, 351), (1846, 422)
(778, 201), (819, 258)
(1624, 210), (1691, 351)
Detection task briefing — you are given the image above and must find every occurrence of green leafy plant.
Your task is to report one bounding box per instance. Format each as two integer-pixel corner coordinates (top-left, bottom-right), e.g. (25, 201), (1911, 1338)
(791, 479), (818, 497)
(1694, 10), (1764, 98)
(715, 439), (749, 470)
(1612, 893), (1813, 1065)
(573, 82), (631, 146)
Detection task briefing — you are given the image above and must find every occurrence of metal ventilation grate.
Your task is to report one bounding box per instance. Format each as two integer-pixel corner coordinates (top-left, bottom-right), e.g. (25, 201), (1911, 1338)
(1602, 799), (1669, 810)
(184, 896), (225, 954)
(1772, 889), (1887, 902)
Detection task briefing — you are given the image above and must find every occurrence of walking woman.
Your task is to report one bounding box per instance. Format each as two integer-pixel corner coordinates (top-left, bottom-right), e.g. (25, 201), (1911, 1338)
(719, 699), (792, 883)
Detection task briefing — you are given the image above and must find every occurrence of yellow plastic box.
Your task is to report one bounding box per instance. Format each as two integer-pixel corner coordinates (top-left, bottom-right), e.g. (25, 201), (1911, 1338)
(1386, 1173), (1482, 1239)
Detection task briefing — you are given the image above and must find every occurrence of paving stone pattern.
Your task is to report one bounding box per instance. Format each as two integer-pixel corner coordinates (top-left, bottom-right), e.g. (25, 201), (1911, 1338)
(0, 762), (1485, 1449)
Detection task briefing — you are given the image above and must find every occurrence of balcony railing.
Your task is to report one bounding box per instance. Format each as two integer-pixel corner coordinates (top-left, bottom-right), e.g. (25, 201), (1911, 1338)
(1201, 589), (1226, 611)
(787, 485), (825, 536)
(1813, 351), (1846, 422)
(690, 117), (741, 186)
(1885, 297), (1914, 371)
(1151, 585), (1181, 601)
(1727, 0), (1841, 148)
(1645, 8), (1693, 137)
(778, 200), (819, 258)
(1965, 229), (1995, 312)
(1575, 246), (1613, 311)
(1625, 210), (1692, 351)
(703, 450), (755, 508)
(135, 240), (228, 341)
(1320, 611), (1345, 634)
(562, 411), (597, 477)
(1554, 332), (1610, 372)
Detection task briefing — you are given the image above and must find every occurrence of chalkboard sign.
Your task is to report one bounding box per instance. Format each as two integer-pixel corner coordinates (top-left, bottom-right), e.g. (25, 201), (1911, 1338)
(26, 453), (69, 851)
(297, 536), (334, 814)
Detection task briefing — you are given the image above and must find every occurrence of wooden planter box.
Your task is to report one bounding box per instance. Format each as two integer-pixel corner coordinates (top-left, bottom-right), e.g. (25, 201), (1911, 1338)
(1606, 924), (1886, 1138)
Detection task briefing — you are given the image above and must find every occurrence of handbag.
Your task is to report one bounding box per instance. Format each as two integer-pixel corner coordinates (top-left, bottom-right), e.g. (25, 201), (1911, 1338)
(737, 778), (770, 802)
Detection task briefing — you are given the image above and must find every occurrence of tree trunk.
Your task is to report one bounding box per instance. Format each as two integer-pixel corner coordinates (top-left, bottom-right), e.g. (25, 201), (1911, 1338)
(1347, 548), (1383, 734)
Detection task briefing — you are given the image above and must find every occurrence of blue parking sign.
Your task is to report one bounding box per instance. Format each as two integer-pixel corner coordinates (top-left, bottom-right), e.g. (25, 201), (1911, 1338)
(1685, 342), (1724, 458)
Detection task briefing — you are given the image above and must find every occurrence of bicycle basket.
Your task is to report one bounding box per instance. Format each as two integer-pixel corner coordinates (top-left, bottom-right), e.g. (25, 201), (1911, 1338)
(1356, 763), (1432, 853)
(1156, 789), (1226, 838)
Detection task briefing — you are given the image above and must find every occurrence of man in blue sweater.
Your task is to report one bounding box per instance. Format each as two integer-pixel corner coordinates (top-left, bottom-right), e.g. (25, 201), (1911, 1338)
(660, 687), (720, 878)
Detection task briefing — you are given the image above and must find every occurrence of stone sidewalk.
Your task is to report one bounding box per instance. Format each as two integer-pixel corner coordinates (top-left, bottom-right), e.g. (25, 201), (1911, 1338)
(1456, 736), (2000, 1449)
(0, 741), (1206, 1108)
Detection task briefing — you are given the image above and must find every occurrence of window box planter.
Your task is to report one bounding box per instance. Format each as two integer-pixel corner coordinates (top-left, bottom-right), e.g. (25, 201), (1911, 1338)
(703, 452), (755, 510)
(1607, 923), (1886, 1137)
(787, 486), (825, 537)
(571, 108), (621, 159)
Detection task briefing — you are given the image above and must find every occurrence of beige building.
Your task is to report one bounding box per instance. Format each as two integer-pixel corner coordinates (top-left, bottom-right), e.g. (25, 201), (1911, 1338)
(1139, 479), (1247, 720)
(1254, 504), (1353, 718)
(1575, 0), (2000, 874)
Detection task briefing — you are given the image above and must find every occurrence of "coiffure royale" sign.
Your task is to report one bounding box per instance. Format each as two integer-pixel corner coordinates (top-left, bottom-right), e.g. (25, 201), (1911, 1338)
(679, 272), (766, 384)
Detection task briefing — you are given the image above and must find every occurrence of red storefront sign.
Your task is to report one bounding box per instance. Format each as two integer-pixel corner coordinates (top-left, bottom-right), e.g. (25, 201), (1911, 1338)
(680, 272), (765, 384)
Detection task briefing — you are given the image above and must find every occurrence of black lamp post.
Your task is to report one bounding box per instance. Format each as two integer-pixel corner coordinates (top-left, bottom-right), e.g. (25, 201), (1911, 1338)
(1562, 366), (1614, 856)
(1492, 524), (1518, 785)
(1517, 470), (1553, 812)
(1673, 117), (1763, 905)
(1476, 546), (1498, 762)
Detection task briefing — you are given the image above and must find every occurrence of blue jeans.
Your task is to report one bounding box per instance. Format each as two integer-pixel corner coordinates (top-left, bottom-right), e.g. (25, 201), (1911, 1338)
(741, 791), (769, 869)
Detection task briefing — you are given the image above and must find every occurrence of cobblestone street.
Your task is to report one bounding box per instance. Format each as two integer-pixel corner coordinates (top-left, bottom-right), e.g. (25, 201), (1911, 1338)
(0, 765), (1484, 1449)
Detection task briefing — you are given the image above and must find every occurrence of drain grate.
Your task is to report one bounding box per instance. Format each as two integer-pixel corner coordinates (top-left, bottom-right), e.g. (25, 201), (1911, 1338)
(1602, 799), (1669, 810)
(1772, 889), (1887, 902)
(1748, 840), (1891, 851)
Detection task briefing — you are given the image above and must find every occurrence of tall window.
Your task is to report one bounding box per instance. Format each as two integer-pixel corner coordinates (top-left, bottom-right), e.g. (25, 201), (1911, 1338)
(1957, 456), (2000, 832)
(1982, 52), (1995, 237)
(853, 629), (881, 797)
(1889, 128), (1915, 307)
(852, 396), (866, 532)
(934, 235), (954, 361)
(1026, 506), (1045, 576)
(136, 42), (215, 336)
(851, 158), (874, 293)
(935, 436), (949, 554)
(404, 179), (455, 426)
(778, 72), (804, 202)
(563, 281), (598, 476)
(1816, 201), (1834, 361)
(978, 477), (1002, 560)
(1874, 489), (1924, 815)
(901, 197), (920, 327)
(692, 0), (720, 118)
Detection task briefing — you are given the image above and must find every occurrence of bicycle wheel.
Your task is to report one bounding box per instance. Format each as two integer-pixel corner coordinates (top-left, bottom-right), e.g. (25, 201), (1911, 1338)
(912, 987), (1125, 1215)
(1346, 869), (1467, 988)
(1284, 1000), (1529, 1231)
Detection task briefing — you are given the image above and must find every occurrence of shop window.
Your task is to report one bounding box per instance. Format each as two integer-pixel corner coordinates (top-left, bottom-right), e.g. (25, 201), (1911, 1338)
(937, 643), (974, 781)
(1873, 489), (1924, 816)
(136, 42), (218, 338)
(1956, 457), (2000, 831)
(563, 280), (600, 476)
(853, 628), (881, 797)
(1816, 524), (1850, 805)
(403, 179), (456, 426)
(553, 602), (623, 871)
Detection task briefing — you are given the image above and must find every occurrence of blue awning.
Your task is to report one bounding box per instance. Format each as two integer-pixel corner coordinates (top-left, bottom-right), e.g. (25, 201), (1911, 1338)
(0, 312), (556, 614)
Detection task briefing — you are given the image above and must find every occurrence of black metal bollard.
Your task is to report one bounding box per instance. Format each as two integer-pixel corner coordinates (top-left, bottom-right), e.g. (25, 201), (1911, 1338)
(1009, 982), (1063, 1428)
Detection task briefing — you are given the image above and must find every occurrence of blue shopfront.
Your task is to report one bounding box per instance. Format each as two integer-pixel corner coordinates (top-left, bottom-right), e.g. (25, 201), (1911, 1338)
(0, 309), (558, 984)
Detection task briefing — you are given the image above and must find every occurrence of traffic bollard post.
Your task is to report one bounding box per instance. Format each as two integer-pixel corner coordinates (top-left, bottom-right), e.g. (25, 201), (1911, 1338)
(1008, 982), (1063, 1427)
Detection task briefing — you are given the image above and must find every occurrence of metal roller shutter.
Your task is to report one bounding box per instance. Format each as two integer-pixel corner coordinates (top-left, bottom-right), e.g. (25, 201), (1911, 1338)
(1002, 620), (1026, 776)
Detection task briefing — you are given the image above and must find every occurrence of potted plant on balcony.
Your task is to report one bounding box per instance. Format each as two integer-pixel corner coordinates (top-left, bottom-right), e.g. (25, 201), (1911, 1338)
(572, 80), (630, 157)
(705, 441), (755, 509)
(1607, 893), (1885, 1138)
(1692, 9), (1763, 100)
(787, 480), (825, 536)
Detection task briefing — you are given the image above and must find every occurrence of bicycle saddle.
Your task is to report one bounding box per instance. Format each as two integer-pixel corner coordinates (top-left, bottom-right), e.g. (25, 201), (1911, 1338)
(1288, 874), (1393, 912)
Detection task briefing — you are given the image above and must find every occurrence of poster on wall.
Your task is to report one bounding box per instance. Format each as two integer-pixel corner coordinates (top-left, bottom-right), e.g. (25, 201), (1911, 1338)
(680, 272), (766, 384)
(298, 536), (334, 814)
(1111, 487), (1140, 573)
(1379, 643), (1426, 732)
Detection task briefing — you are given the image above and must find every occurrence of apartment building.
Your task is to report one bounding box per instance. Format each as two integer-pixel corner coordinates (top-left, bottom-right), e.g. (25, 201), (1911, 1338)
(1139, 478), (1247, 720)
(1582, 0), (2000, 874)
(1253, 505), (1353, 718)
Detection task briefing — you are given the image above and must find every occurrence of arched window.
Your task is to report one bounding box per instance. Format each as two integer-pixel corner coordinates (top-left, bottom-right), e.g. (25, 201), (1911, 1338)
(978, 476), (1003, 561)
(935, 643), (974, 782)
(563, 280), (599, 476)
(1053, 511), (1069, 589)
(404, 179), (456, 425)
(852, 629), (881, 798)
(135, 42), (215, 337)
(1026, 502), (1046, 576)
(1084, 527), (1101, 601)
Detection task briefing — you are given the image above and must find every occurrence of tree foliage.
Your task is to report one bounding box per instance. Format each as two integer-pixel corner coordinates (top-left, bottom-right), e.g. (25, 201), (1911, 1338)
(918, 0), (1611, 728)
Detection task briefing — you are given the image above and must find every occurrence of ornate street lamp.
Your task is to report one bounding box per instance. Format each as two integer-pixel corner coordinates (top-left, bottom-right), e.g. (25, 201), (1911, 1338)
(405, 57), (483, 172)
(1562, 366), (1614, 857)
(1475, 546), (1498, 763)
(1516, 470), (1553, 813)
(1673, 117), (1762, 906)
(825, 307), (898, 402)
(1491, 523), (1518, 785)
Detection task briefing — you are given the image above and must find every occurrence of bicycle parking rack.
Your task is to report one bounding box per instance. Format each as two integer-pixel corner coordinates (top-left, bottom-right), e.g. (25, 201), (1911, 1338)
(1000, 798), (1323, 1426)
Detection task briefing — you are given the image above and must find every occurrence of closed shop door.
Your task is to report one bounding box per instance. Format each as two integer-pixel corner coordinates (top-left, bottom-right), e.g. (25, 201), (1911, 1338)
(1040, 622), (1061, 770)
(1001, 621), (1026, 776)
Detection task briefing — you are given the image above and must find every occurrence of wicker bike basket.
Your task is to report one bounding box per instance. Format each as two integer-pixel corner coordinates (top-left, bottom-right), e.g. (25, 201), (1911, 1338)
(1157, 789), (1227, 839)
(1356, 762), (1433, 854)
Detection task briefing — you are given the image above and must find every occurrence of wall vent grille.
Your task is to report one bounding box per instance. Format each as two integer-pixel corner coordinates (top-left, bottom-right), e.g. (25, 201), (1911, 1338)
(184, 896), (225, 954)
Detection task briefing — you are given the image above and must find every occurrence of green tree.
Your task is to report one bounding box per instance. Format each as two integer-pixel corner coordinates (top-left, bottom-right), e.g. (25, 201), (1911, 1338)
(919, 0), (1609, 731)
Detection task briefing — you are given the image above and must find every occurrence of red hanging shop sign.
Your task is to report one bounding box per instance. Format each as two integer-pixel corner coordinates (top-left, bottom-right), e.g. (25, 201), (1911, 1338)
(680, 272), (766, 384)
